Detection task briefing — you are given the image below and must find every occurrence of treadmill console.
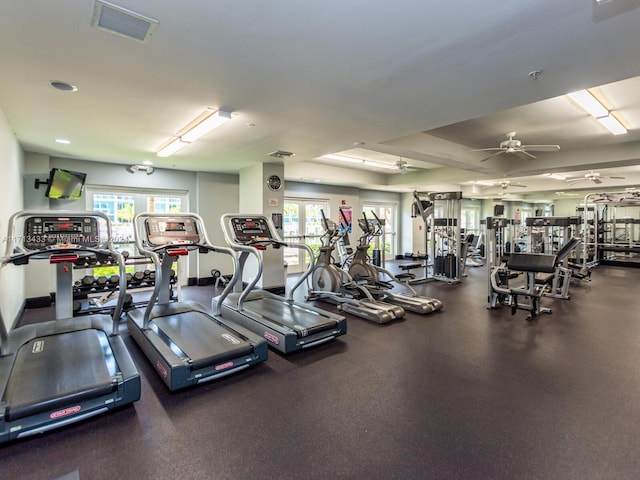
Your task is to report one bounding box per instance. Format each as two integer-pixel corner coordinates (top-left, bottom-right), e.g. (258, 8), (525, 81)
(145, 217), (201, 246)
(23, 216), (100, 250)
(230, 217), (273, 244)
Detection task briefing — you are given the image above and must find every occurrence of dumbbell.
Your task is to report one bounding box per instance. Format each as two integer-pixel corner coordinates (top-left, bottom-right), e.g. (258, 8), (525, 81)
(123, 293), (133, 308)
(81, 275), (96, 287)
(96, 276), (109, 289)
(108, 275), (120, 286)
(131, 271), (145, 284)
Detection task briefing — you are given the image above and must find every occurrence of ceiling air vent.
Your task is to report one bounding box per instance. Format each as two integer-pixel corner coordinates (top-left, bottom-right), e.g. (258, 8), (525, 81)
(269, 151), (296, 159)
(91, 0), (158, 44)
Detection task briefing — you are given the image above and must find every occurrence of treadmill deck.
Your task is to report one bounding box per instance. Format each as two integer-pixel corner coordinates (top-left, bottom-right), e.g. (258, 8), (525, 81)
(145, 310), (254, 370)
(4, 329), (117, 421)
(227, 293), (338, 336)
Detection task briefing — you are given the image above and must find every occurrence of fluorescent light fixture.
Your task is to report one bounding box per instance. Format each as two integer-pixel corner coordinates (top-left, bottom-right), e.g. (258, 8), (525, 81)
(155, 108), (232, 157)
(55, 138), (71, 144)
(363, 160), (397, 170)
(321, 153), (397, 170)
(321, 154), (363, 164)
(469, 180), (496, 186)
(542, 173), (567, 180)
(567, 90), (609, 118)
(567, 89), (627, 136)
(157, 138), (189, 157)
(180, 109), (231, 143)
(596, 114), (627, 135)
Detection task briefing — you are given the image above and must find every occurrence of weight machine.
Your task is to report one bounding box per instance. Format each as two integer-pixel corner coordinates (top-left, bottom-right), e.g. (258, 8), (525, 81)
(581, 190), (640, 268)
(414, 191), (463, 284)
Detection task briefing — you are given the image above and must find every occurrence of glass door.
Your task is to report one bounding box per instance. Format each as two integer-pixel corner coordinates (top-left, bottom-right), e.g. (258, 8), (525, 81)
(283, 199), (328, 274)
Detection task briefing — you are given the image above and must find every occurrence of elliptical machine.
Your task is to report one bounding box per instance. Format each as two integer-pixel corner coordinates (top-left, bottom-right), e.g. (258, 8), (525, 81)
(306, 211), (404, 324)
(345, 211), (443, 314)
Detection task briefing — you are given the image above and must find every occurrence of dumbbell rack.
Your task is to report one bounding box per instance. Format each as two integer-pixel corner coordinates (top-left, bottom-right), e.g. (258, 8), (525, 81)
(71, 254), (178, 316)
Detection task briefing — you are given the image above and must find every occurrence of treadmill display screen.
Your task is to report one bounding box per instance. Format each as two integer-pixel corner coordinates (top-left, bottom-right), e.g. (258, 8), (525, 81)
(230, 217), (273, 243)
(23, 216), (100, 250)
(164, 222), (187, 232)
(145, 217), (200, 246)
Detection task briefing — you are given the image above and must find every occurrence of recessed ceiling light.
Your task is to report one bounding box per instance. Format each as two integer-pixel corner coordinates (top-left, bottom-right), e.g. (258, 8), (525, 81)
(55, 138), (71, 144)
(49, 81), (78, 92)
(142, 160), (154, 165)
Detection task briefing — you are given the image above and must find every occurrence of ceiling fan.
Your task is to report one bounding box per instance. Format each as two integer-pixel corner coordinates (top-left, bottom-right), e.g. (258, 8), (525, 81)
(394, 158), (411, 174)
(473, 132), (560, 162)
(498, 180), (527, 189)
(566, 170), (626, 185)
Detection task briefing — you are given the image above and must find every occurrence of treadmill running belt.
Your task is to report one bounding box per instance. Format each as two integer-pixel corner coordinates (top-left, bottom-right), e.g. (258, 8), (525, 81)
(244, 297), (338, 337)
(151, 311), (254, 370)
(4, 329), (117, 421)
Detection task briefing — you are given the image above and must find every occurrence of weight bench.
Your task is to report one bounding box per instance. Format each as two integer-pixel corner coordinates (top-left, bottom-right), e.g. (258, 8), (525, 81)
(396, 262), (423, 281)
(507, 253), (557, 320)
(489, 253), (557, 321)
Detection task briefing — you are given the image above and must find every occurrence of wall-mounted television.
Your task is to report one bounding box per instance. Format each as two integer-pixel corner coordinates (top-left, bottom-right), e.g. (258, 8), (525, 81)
(494, 204), (505, 216)
(45, 168), (87, 199)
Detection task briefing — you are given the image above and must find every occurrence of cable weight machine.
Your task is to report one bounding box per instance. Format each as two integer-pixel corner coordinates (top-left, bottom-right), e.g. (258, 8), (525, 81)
(412, 191), (463, 284)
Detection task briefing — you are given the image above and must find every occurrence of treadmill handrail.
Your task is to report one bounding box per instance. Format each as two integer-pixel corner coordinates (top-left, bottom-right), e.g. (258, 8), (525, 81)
(132, 212), (240, 327)
(220, 213), (316, 303)
(0, 211), (126, 355)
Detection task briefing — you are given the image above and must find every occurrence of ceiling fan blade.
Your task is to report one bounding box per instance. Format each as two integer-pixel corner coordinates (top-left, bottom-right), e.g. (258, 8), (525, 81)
(608, 176), (626, 179)
(513, 184), (528, 188)
(593, 178), (603, 184)
(521, 144), (561, 152)
(479, 151), (503, 162)
(566, 178), (585, 185)
(470, 147), (502, 152)
(517, 150), (537, 159)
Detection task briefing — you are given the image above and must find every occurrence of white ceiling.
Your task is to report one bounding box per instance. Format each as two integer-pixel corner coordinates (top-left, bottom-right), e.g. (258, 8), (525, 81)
(1, 0), (640, 200)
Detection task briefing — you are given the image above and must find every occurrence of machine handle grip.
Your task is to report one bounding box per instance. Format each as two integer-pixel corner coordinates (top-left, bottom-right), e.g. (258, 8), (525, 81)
(49, 254), (79, 264)
(167, 249), (189, 256)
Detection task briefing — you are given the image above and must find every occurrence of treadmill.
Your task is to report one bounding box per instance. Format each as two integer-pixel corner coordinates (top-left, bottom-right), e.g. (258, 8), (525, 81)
(0, 211), (140, 444)
(214, 214), (347, 353)
(126, 212), (268, 391)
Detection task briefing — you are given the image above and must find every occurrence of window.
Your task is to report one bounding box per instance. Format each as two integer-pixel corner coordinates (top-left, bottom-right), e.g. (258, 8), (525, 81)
(461, 206), (481, 235)
(87, 187), (188, 279)
(147, 196), (182, 213)
(362, 203), (397, 260)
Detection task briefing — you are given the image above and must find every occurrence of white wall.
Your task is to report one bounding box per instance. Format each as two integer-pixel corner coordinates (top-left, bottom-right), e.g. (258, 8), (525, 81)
(0, 109), (25, 331)
(196, 171), (239, 278)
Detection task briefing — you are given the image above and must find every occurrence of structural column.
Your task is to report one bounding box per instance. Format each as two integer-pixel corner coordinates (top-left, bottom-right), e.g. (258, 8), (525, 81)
(239, 162), (285, 290)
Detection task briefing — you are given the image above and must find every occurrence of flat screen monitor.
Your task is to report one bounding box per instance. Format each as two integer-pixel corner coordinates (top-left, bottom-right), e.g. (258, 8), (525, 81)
(45, 168), (87, 199)
(494, 204), (505, 216)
